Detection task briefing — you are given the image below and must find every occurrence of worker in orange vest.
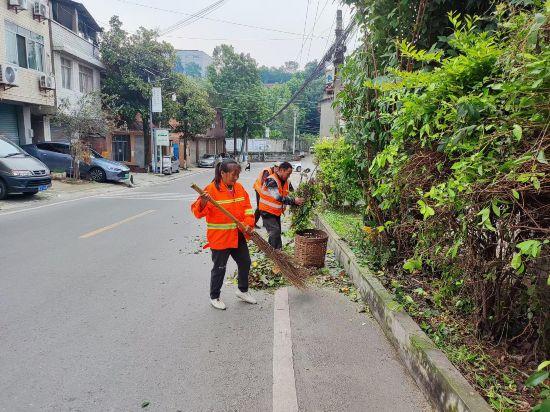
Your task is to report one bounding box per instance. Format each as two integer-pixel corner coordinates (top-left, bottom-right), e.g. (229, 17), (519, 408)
(253, 163), (279, 228)
(192, 159), (257, 310)
(258, 161), (304, 250)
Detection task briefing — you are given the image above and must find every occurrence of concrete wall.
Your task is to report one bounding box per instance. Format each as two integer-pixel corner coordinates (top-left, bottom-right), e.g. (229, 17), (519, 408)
(0, 4), (55, 107)
(0, 3), (56, 144)
(319, 96), (335, 138)
(50, 20), (102, 68)
(50, 18), (102, 141)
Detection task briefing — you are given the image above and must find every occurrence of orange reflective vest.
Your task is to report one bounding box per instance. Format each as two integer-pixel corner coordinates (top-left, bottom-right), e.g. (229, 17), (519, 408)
(253, 167), (273, 192)
(191, 181), (255, 250)
(258, 173), (289, 217)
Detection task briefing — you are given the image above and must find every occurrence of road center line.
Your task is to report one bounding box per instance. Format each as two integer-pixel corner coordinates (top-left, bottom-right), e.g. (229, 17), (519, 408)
(79, 210), (156, 239)
(273, 287), (299, 412)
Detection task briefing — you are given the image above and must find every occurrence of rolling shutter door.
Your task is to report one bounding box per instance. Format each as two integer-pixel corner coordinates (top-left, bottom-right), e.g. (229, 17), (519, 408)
(0, 104), (20, 145)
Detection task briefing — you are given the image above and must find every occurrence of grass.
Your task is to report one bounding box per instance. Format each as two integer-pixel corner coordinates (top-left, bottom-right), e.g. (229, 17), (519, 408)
(319, 207), (541, 411)
(320, 209), (362, 239)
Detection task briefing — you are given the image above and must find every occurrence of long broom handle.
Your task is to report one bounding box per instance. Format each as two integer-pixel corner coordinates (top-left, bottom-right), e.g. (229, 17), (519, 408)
(191, 183), (248, 233)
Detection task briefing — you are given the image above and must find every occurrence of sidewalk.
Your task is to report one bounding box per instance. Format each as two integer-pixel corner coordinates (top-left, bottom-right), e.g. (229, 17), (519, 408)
(0, 169), (203, 214)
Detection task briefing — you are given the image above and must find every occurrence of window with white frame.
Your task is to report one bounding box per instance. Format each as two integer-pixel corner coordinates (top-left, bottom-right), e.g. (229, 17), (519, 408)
(79, 65), (93, 93)
(4, 20), (45, 72)
(61, 57), (72, 89)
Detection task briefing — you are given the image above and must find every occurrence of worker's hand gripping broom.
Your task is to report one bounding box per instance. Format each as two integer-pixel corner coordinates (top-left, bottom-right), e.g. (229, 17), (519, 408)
(191, 184), (311, 289)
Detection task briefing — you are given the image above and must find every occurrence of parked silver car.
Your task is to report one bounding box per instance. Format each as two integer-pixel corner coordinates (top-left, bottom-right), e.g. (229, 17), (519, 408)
(198, 154), (217, 168)
(22, 142), (130, 183)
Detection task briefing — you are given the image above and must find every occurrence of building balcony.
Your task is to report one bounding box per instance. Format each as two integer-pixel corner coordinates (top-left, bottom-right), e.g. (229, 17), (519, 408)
(51, 20), (104, 69)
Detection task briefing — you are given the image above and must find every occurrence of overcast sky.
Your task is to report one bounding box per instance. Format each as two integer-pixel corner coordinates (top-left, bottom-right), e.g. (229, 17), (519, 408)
(80, 0), (357, 68)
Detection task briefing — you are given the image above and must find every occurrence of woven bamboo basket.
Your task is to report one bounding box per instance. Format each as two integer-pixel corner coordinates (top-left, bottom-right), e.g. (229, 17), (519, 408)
(294, 229), (329, 268)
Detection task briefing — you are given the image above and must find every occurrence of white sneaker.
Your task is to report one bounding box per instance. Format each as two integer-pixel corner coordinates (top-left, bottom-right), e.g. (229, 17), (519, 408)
(210, 298), (226, 310)
(236, 290), (257, 304)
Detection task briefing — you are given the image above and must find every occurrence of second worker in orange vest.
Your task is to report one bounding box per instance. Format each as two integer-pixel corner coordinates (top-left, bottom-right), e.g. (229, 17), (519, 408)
(258, 161), (304, 250)
(253, 162), (279, 228)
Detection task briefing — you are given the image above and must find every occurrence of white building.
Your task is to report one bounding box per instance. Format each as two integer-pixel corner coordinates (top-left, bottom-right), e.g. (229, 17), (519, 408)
(49, 0), (104, 141)
(0, 0), (56, 146)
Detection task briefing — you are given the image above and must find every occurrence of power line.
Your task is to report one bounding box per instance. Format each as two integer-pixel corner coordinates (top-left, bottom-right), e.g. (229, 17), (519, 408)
(159, 0), (227, 36)
(297, 0), (312, 65)
(113, 0), (328, 39)
(306, 0), (330, 62)
(265, 14), (357, 125)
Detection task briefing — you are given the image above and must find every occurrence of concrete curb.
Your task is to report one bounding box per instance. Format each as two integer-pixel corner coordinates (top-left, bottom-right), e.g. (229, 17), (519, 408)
(315, 214), (492, 412)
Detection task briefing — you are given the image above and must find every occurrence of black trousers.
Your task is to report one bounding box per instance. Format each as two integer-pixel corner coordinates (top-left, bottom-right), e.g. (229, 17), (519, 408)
(210, 233), (251, 299)
(261, 213), (282, 250)
(254, 190), (261, 225)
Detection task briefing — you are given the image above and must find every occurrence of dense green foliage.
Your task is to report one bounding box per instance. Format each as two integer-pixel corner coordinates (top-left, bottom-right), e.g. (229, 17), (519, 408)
(314, 138), (363, 208)
(207, 44), (266, 138)
(175, 61), (203, 78)
(101, 17), (215, 166)
(316, 1), (549, 409)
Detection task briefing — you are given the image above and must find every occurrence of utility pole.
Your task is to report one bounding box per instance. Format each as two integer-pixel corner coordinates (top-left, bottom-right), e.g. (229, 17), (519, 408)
(292, 109), (297, 155)
(333, 10), (346, 131)
(148, 76), (155, 173)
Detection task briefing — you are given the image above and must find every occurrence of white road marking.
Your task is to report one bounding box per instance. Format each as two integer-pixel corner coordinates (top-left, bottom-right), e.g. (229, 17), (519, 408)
(0, 194), (102, 216)
(0, 170), (209, 217)
(273, 287), (299, 412)
(79, 210), (156, 239)
(97, 197), (193, 201)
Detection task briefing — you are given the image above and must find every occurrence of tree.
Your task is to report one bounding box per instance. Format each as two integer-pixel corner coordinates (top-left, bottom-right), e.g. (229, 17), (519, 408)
(207, 44), (266, 154)
(165, 74), (216, 166)
(101, 16), (177, 168)
(52, 92), (114, 180)
(183, 62), (203, 78)
(282, 60), (299, 74)
(286, 60), (324, 136)
(175, 60), (203, 78)
(264, 83), (298, 140)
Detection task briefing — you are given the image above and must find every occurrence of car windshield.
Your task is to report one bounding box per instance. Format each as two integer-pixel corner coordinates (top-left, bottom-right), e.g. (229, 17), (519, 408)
(0, 138), (24, 157)
(202, 154), (215, 159)
(90, 149), (103, 159)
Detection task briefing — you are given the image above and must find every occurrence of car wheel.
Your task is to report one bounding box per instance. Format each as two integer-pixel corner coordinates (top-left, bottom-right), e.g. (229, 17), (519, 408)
(0, 179), (7, 200)
(89, 167), (106, 183)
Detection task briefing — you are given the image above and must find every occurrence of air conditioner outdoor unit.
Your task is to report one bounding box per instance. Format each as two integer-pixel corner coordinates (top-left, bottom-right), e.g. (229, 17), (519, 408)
(40, 74), (56, 90)
(33, 1), (49, 20)
(9, 0), (29, 10)
(0, 64), (19, 87)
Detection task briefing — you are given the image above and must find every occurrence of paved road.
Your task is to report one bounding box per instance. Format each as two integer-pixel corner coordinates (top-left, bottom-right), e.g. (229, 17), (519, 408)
(0, 162), (431, 411)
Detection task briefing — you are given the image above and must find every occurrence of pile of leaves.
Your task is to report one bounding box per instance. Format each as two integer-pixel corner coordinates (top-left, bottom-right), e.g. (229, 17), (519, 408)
(229, 244), (287, 290)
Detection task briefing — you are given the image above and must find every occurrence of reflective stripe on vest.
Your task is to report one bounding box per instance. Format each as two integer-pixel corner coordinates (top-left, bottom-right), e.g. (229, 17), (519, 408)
(207, 222), (238, 230)
(259, 198), (283, 209)
(258, 173), (289, 216)
(217, 197), (245, 205)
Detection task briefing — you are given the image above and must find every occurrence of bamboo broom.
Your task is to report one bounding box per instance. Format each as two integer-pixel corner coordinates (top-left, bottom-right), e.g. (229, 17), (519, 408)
(191, 183), (311, 289)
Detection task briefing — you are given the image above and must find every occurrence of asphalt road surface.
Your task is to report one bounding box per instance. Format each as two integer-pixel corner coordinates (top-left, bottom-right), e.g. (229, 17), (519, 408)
(0, 162), (431, 411)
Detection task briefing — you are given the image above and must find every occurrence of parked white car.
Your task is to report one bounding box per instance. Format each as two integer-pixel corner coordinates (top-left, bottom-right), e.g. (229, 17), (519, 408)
(290, 161), (302, 172)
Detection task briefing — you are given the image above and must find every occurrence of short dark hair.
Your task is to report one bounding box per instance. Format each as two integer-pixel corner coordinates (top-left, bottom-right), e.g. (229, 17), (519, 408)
(278, 161), (293, 170)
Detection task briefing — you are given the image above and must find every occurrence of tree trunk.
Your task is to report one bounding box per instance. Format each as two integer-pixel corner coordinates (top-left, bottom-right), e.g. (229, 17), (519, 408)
(233, 123), (237, 157)
(143, 115), (151, 171)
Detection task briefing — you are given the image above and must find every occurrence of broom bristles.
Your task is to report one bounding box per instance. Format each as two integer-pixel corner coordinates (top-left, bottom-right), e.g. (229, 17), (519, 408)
(250, 232), (312, 289)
